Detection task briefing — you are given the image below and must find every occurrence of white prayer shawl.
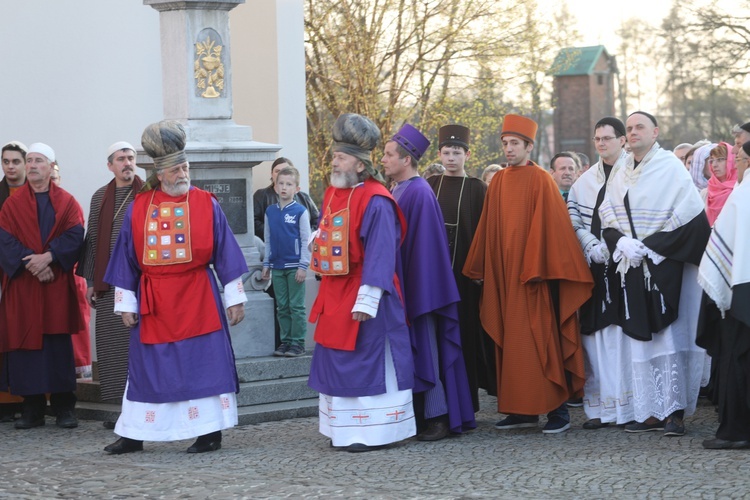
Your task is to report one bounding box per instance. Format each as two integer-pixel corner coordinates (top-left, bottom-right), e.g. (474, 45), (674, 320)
(690, 143), (716, 192)
(599, 143), (705, 279)
(698, 178), (750, 315)
(568, 149), (628, 257)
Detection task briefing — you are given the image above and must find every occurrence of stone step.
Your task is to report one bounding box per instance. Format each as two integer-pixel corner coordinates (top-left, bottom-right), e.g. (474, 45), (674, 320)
(78, 375), (317, 408)
(237, 376), (317, 406)
(236, 354), (312, 383)
(76, 380), (105, 403)
(77, 354), (313, 403)
(75, 398), (318, 426)
(236, 399), (318, 425)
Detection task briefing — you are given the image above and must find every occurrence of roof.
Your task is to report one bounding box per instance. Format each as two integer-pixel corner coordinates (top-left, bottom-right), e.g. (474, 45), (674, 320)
(550, 45), (612, 76)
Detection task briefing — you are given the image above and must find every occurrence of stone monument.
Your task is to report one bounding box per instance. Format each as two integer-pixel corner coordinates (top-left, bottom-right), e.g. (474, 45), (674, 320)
(143, 0), (279, 357)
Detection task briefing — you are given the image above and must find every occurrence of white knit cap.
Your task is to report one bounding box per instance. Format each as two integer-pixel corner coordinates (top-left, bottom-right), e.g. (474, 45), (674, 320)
(28, 143), (55, 163)
(107, 141), (136, 158)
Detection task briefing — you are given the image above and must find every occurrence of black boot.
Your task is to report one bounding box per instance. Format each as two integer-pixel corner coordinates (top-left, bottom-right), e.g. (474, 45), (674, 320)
(417, 416), (450, 441)
(187, 431), (222, 453)
(15, 395), (46, 429)
(50, 392), (78, 428)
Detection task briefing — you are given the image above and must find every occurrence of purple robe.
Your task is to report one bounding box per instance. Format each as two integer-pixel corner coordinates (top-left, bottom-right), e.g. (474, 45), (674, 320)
(0, 192), (83, 395)
(104, 194), (247, 404)
(393, 177), (476, 433)
(308, 196), (414, 397)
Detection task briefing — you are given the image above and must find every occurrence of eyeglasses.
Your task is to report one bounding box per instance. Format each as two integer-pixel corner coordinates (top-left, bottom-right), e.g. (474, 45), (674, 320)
(709, 157), (726, 163)
(736, 156), (750, 164)
(593, 136), (616, 143)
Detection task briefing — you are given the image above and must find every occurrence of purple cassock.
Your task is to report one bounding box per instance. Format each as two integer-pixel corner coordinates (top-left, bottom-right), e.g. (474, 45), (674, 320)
(308, 196), (414, 397)
(103, 197), (247, 404)
(393, 177), (476, 434)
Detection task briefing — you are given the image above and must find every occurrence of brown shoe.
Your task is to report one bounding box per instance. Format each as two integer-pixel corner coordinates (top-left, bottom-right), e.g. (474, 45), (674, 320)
(417, 418), (450, 441)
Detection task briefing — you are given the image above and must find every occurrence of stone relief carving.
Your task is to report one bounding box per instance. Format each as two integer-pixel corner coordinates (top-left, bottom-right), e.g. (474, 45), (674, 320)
(194, 30), (225, 98)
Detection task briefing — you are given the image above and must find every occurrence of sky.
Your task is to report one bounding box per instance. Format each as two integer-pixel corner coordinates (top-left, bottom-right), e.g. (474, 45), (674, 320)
(545, 0), (736, 51)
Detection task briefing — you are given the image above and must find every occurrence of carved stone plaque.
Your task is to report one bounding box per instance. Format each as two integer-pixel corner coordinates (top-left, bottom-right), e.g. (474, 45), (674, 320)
(193, 178), (247, 234)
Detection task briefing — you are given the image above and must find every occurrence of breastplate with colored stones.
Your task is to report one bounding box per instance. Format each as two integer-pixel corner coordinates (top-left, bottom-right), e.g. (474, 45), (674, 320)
(311, 206), (350, 276)
(142, 201), (193, 266)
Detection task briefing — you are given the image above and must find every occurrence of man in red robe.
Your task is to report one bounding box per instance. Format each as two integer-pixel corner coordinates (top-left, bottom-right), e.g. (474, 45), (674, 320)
(463, 115), (593, 434)
(0, 142), (85, 429)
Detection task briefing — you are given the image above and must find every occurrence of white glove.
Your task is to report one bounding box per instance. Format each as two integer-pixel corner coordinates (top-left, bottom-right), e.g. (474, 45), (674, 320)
(587, 242), (609, 265)
(615, 237), (647, 267)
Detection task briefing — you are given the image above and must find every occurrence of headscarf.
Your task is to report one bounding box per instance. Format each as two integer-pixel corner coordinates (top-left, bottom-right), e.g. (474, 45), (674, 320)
(705, 142), (737, 226)
(140, 120), (188, 192)
(331, 113), (384, 183)
(689, 143), (715, 191)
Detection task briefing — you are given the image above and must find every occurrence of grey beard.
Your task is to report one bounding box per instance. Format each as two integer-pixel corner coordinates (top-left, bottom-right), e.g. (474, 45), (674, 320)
(162, 180), (190, 197)
(330, 170), (359, 189)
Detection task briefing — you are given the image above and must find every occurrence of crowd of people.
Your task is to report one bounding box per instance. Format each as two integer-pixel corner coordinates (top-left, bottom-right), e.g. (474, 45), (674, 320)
(1, 110), (749, 456)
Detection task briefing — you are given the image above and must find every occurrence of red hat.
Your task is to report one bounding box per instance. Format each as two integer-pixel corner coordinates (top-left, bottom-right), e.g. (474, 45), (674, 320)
(501, 114), (538, 144)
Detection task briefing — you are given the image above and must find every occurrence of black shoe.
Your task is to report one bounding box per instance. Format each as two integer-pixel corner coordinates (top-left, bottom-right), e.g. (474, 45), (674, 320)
(346, 443), (386, 453)
(582, 418), (610, 430)
(494, 414), (539, 430)
(14, 414), (45, 429)
(103, 421), (117, 430)
(0, 413), (15, 423)
(56, 409), (78, 429)
(702, 438), (750, 450)
(104, 437), (144, 455)
(624, 419), (664, 433)
(187, 431), (222, 453)
(417, 418), (450, 441)
(663, 416), (685, 437)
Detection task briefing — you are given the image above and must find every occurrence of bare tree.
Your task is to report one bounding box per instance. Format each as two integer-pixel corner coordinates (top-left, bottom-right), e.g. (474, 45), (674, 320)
(304, 0), (528, 196)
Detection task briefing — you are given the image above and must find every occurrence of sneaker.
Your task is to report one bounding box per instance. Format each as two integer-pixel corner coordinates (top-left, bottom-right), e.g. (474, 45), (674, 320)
(273, 343), (290, 356)
(494, 414), (538, 430)
(542, 416), (571, 434)
(285, 344), (306, 357)
(663, 416), (685, 437)
(624, 419), (664, 433)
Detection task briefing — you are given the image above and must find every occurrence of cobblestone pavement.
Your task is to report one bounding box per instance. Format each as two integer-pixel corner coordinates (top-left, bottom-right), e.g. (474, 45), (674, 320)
(1, 394), (748, 499)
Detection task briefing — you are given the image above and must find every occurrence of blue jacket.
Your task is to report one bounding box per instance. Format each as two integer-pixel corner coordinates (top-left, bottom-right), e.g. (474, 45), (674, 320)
(263, 200), (311, 270)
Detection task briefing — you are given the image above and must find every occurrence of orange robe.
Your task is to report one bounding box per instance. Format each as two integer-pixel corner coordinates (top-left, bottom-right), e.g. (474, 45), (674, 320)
(463, 162), (593, 415)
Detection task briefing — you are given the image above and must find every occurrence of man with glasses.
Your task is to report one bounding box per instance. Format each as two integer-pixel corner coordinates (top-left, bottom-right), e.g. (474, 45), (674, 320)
(599, 111), (711, 437)
(567, 117), (629, 429)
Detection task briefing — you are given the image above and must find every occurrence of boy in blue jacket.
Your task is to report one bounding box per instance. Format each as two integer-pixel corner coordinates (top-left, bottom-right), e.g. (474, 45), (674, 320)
(262, 166), (311, 357)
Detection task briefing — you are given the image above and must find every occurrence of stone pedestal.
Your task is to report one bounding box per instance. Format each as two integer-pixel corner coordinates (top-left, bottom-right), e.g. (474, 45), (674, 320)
(144, 0), (280, 358)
